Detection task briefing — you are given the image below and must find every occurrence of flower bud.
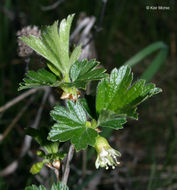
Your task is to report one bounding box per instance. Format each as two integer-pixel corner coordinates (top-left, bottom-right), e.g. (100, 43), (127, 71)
(36, 150), (45, 157)
(52, 160), (61, 169)
(30, 162), (44, 174)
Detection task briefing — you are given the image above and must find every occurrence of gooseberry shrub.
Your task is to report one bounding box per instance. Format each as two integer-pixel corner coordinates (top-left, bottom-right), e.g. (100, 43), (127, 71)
(18, 14), (162, 189)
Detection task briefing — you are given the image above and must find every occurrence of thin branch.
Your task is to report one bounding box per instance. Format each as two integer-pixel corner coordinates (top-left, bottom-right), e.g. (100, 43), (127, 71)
(0, 88), (43, 113)
(113, 169), (121, 190)
(0, 88), (50, 176)
(82, 0), (108, 49)
(54, 169), (60, 181)
(62, 145), (75, 185)
(70, 17), (92, 41)
(98, 0), (108, 29)
(20, 87), (50, 157)
(0, 96), (34, 144)
(46, 163), (60, 181)
(40, 0), (66, 11)
(82, 150), (87, 179)
(0, 5), (15, 20)
(0, 160), (18, 177)
(80, 17), (96, 46)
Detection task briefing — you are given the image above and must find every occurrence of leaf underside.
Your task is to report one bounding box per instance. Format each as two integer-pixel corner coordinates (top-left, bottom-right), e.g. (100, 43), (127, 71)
(96, 65), (162, 119)
(48, 100), (98, 151)
(18, 69), (59, 91)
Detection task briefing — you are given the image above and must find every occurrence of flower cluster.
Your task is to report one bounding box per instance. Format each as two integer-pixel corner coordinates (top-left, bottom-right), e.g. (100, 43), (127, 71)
(17, 26), (41, 57)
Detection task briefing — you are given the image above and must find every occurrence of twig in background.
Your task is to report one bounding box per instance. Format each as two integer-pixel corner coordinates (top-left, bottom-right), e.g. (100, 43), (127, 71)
(48, 94), (56, 107)
(46, 162), (60, 181)
(70, 0), (108, 60)
(0, 160), (18, 177)
(70, 17), (92, 41)
(98, 0), (108, 30)
(40, 0), (66, 11)
(82, 150), (87, 179)
(86, 171), (103, 190)
(0, 87), (50, 176)
(62, 145), (75, 185)
(82, 0), (108, 49)
(20, 87), (50, 157)
(113, 169), (121, 190)
(70, 15), (97, 60)
(0, 88), (43, 113)
(55, 168), (60, 181)
(0, 5), (15, 20)
(79, 16), (96, 45)
(0, 96), (34, 144)
(79, 17), (96, 60)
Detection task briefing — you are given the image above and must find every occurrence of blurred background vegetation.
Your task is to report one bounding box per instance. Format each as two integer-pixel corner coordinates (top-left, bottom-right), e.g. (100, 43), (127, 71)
(0, 0), (177, 189)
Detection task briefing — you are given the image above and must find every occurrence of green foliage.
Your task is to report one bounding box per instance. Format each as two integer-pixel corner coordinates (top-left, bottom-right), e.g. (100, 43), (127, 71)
(96, 65), (162, 119)
(69, 45), (82, 66)
(20, 21), (61, 73)
(98, 110), (126, 129)
(20, 14), (78, 77)
(58, 14), (75, 73)
(68, 59), (107, 89)
(17, 13), (164, 189)
(25, 182), (69, 190)
(51, 182), (69, 190)
(25, 185), (46, 190)
(27, 128), (65, 174)
(18, 69), (59, 91)
(79, 98), (126, 130)
(18, 15), (108, 95)
(18, 15), (107, 94)
(18, 60), (107, 91)
(48, 100), (98, 151)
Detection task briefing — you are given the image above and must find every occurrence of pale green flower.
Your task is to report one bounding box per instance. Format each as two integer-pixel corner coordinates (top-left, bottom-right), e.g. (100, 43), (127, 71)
(95, 136), (121, 170)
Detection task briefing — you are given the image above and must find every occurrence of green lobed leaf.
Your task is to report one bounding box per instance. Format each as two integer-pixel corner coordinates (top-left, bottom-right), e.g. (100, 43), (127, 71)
(25, 182), (69, 190)
(58, 14), (74, 73)
(18, 69), (59, 91)
(96, 65), (162, 119)
(48, 100), (98, 151)
(41, 21), (62, 71)
(98, 110), (126, 129)
(20, 21), (62, 73)
(51, 182), (69, 190)
(25, 185), (46, 190)
(20, 15), (75, 75)
(47, 62), (61, 78)
(79, 98), (94, 119)
(69, 45), (82, 66)
(67, 59), (107, 89)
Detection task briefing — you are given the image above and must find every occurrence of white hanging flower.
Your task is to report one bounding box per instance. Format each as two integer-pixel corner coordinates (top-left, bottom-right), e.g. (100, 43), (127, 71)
(95, 136), (121, 170)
